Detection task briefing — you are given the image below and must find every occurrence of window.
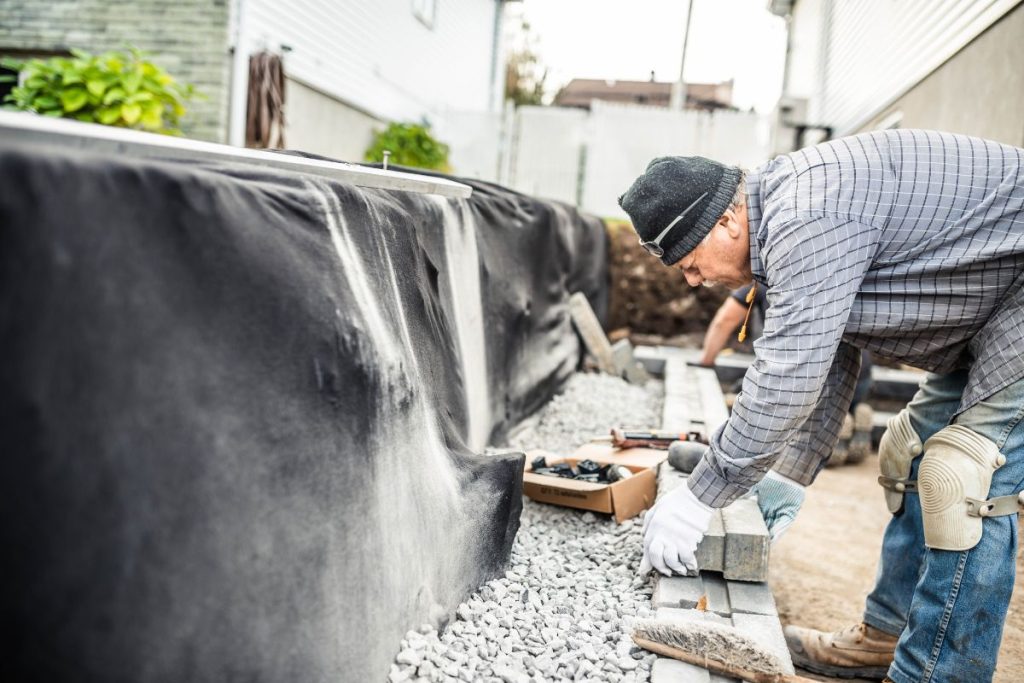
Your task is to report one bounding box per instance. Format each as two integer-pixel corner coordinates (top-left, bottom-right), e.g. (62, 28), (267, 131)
(412, 0), (437, 29)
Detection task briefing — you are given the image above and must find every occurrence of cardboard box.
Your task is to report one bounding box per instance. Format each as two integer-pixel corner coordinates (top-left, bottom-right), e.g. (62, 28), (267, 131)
(522, 445), (666, 523)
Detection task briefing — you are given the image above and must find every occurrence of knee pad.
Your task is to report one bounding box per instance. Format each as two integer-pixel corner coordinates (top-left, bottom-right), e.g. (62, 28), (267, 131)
(878, 410), (923, 514)
(919, 425), (1005, 551)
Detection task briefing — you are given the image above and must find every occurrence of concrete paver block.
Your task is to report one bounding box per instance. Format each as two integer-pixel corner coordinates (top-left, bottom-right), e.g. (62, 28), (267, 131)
(694, 366), (730, 431)
(656, 462), (689, 500)
(721, 498), (770, 582)
(663, 359), (695, 428)
(611, 338), (634, 373)
(652, 574), (705, 609)
(655, 607), (732, 627)
(610, 339), (651, 384)
(647, 346), (787, 682)
(662, 409), (690, 433)
(651, 656), (711, 683)
(695, 509), (725, 572)
(634, 346), (668, 376)
(624, 361), (651, 384)
(701, 573), (731, 617)
(726, 581), (778, 616)
(731, 612), (795, 675)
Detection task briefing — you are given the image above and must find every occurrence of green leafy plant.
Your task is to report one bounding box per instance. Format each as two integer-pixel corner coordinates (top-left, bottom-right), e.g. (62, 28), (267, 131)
(1, 47), (197, 134)
(364, 121), (451, 172)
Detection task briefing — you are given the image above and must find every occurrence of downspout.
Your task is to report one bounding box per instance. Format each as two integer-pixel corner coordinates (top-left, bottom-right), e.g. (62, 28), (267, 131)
(228, 0), (249, 147)
(488, 0), (505, 112)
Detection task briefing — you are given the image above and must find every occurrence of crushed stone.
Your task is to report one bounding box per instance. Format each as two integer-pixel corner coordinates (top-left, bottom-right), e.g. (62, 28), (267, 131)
(389, 372), (664, 682)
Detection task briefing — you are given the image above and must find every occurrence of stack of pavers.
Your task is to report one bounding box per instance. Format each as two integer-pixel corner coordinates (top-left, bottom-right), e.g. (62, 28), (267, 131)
(648, 354), (794, 682)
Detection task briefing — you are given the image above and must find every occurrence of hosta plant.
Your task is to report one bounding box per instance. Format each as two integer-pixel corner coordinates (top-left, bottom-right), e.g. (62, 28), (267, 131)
(1, 47), (197, 134)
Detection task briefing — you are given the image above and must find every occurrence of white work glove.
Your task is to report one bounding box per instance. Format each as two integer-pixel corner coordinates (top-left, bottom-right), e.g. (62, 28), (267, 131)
(639, 483), (714, 577)
(745, 469), (806, 541)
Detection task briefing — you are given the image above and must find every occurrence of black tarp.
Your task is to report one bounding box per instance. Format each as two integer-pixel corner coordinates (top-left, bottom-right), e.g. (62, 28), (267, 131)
(0, 144), (607, 682)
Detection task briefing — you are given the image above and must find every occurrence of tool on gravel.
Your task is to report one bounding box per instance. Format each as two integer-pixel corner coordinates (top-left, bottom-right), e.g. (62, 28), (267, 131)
(632, 619), (817, 683)
(592, 428), (708, 450)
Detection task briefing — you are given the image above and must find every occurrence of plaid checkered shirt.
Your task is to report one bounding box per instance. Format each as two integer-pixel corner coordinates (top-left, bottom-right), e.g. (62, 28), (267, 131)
(688, 129), (1024, 507)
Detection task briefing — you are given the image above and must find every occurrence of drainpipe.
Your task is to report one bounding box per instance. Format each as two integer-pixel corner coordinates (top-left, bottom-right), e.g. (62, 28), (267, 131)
(488, 0), (504, 112)
(228, 0), (249, 147)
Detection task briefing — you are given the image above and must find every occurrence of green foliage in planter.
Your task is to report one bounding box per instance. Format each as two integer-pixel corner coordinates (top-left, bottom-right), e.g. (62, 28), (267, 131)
(1, 47), (197, 134)
(364, 121), (451, 172)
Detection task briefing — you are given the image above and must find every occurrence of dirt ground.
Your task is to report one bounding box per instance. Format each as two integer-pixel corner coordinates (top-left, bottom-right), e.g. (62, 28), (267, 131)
(770, 453), (1024, 681)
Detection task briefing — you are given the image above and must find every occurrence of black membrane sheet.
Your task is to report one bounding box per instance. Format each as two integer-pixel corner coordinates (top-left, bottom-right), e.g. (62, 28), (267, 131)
(0, 146), (607, 681)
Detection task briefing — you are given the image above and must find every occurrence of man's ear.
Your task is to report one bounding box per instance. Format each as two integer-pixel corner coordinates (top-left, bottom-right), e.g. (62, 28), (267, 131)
(720, 208), (743, 238)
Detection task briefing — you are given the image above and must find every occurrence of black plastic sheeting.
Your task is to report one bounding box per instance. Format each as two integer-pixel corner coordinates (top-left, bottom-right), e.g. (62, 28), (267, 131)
(0, 146), (607, 682)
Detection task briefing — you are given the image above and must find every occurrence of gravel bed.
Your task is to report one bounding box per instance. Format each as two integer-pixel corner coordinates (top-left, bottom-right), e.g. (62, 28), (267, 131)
(389, 373), (664, 683)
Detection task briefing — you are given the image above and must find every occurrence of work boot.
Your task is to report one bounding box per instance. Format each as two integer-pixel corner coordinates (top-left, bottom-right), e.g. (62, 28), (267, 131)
(847, 403), (875, 464)
(784, 622), (897, 680)
(827, 414), (854, 467)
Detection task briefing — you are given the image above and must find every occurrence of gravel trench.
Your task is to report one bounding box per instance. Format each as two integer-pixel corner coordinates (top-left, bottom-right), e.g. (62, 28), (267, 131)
(389, 373), (664, 683)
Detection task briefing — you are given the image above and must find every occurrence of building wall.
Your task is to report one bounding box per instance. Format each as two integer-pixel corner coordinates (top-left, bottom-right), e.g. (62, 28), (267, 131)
(0, 0), (231, 142)
(810, 0), (1020, 136)
(244, 0), (501, 125)
(283, 78), (385, 163)
(858, 2), (1024, 146)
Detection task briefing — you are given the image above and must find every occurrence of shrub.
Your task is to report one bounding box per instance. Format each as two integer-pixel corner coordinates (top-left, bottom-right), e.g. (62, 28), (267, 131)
(364, 121), (451, 172)
(1, 47), (197, 135)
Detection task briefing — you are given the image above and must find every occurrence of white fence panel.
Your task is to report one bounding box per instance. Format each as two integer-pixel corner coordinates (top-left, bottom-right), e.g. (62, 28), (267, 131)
(435, 110), (504, 183)
(509, 106), (588, 205)
(435, 102), (771, 218)
(581, 102), (771, 219)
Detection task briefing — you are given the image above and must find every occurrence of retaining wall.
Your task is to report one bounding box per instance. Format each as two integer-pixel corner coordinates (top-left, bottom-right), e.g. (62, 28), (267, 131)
(0, 140), (607, 681)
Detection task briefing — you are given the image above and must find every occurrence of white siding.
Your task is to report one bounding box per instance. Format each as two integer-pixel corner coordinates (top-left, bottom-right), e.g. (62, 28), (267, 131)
(284, 78), (385, 163)
(818, 0), (1019, 135)
(243, 0), (499, 123)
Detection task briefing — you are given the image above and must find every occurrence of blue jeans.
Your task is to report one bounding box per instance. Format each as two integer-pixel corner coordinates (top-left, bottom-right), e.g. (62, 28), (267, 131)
(863, 370), (1024, 683)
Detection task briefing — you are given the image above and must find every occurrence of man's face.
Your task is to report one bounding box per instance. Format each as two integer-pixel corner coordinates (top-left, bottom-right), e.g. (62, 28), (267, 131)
(671, 206), (753, 289)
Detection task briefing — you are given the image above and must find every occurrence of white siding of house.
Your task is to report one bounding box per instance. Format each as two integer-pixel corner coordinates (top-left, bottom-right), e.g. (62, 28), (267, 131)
(818, 0), (1019, 135)
(243, 0), (500, 124)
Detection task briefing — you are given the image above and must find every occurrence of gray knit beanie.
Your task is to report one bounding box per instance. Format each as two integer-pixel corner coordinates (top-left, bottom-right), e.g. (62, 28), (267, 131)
(617, 156), (742, 266)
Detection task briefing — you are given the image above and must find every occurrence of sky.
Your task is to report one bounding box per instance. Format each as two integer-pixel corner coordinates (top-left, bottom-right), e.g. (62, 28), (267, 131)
(512, 0), (788, 113)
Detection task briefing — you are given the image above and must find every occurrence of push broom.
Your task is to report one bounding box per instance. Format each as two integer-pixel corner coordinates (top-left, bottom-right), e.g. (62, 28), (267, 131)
(632, 618), (818, 683)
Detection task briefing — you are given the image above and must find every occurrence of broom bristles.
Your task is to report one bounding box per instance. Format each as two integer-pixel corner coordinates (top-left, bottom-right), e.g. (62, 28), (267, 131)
(632, 618), (785, 675)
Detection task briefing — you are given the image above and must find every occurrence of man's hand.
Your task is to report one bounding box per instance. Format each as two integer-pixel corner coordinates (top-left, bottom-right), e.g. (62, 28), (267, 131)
(639, 483), (714, 576)
(746, 469), (806, 541)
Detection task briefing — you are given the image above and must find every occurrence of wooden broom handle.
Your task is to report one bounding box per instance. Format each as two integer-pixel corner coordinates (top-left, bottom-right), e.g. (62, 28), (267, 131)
(633, 637), (819, 683)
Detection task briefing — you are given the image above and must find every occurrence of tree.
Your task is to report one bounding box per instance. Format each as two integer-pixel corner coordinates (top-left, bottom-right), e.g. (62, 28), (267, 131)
(503, 19), (548, 107)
